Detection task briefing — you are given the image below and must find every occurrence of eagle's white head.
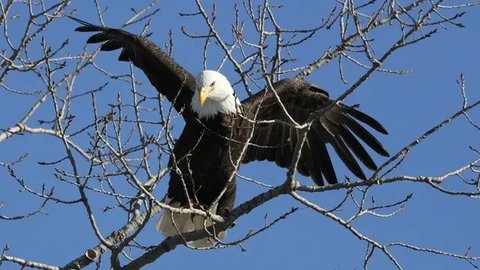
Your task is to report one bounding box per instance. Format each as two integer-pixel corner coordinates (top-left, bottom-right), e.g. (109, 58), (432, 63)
(191, 70), (240, 119)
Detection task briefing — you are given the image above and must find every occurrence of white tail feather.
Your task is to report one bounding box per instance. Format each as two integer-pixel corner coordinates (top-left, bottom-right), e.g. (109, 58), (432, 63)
(156, 198), (226, 248)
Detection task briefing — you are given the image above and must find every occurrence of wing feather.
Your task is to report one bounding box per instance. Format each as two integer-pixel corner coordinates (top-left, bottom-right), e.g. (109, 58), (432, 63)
(331, 135), (365, 179)
(100, 40), (123, 51)
(338, 125), (378, 170)
(345, 106), (388, 134)
(86, 33), (111, 43)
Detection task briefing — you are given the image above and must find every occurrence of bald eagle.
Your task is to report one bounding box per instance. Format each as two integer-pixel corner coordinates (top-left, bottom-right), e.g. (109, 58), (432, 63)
(73, 18), (388, 247)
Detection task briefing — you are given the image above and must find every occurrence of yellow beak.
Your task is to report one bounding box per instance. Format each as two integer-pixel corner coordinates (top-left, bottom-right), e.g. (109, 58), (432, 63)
(199, 87), (210, 107)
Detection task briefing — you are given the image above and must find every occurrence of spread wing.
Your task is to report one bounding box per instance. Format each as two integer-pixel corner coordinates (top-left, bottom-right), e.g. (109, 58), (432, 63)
(72, 17), (196, 118)
(239, 78), (389, 186)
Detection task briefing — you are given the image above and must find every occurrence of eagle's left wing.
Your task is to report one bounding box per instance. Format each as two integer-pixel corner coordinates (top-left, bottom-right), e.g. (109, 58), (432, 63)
(238, 78), (389, 186)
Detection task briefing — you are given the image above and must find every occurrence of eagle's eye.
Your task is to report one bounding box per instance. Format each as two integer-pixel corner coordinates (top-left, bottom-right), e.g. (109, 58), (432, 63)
(210, 81), (215, 87)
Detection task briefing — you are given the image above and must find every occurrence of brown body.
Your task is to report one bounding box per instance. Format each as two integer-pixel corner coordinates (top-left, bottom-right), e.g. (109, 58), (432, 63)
(169, 114), (238, 215)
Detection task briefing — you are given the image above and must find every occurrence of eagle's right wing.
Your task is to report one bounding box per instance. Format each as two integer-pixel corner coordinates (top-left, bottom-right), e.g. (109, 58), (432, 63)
(73, 17), (196, 118)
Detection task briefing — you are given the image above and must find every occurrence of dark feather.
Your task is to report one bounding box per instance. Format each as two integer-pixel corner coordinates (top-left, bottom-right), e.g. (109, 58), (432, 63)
(275, 125), (292, 168)
(118, 48), (131, 61)
(101, 40), (123, 51)
(86, 33), (110, 44)
(69, 16), (104, 32)
(311, 122), (337, 184)
(75, 25), (97, 32)
(346, 106), (388, 134)
(332, 135), (366, 180)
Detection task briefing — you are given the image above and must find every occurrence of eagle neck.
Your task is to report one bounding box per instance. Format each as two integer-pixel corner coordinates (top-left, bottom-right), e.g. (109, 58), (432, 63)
(191, 93), (240, 120)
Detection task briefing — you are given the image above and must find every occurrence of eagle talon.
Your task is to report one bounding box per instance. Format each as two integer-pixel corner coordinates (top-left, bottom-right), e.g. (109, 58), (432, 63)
(190, 203), (204, 210)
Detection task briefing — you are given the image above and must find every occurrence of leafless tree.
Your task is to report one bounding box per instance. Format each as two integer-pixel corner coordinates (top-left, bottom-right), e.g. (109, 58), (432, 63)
(1, 1), (480, 269)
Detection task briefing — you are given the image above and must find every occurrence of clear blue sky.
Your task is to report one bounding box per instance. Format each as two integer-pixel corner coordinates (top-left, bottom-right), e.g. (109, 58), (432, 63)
(1, 1), (480, 269)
